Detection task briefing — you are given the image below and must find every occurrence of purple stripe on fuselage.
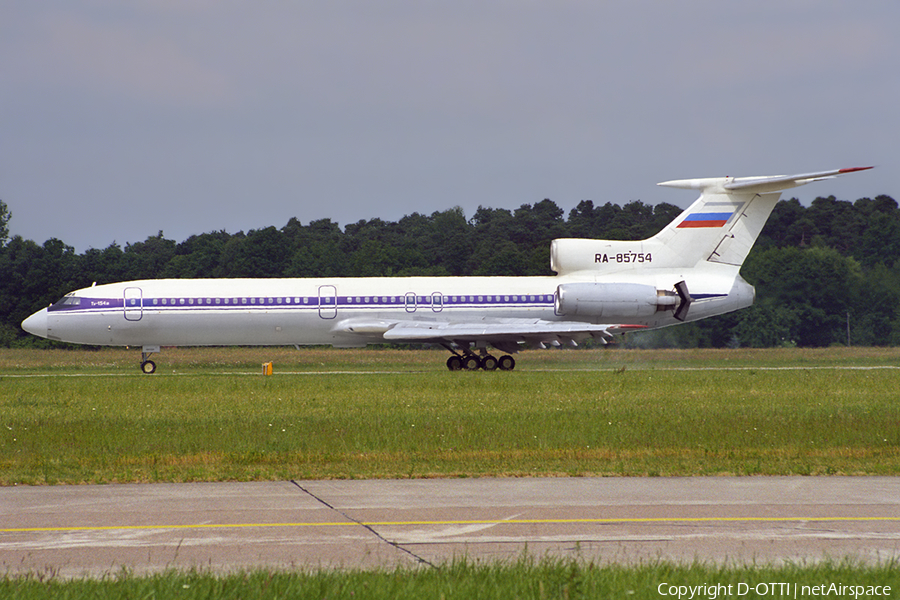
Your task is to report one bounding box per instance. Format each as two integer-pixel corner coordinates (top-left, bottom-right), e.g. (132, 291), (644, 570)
(48, 294), (557, 313)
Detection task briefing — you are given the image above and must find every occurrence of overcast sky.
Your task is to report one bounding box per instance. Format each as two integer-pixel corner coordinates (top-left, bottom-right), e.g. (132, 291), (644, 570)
(2, 1), (897, 252)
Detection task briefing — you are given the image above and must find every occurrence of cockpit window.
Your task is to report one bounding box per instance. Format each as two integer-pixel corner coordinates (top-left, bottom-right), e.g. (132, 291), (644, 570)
(51, 295), (81, 309)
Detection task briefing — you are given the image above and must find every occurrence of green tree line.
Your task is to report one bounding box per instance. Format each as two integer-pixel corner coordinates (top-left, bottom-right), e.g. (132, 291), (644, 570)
(1, 194), (898, 348)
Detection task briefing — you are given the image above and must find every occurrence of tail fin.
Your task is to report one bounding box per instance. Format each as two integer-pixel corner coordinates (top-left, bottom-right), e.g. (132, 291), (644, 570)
(550, 167), (872, 275)
(651, 166), (873, 269)
(649, 183), (779, 269)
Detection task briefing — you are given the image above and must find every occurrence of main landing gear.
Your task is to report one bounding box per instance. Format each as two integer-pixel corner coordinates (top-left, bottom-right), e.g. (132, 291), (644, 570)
(444, 347), (516, 371)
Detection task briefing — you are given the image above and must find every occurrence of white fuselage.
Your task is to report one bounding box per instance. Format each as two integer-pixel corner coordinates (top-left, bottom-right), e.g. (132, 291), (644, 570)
(23, 270), (753, 349)
(20, 166), (872, 370)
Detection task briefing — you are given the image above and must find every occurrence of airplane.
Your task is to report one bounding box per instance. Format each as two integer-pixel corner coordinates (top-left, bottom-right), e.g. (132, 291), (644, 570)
(21, 167), (872, 373)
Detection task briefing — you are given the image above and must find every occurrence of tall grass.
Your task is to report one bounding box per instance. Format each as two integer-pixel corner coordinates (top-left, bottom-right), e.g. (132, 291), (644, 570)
(2, 348), (899, 483)
(3, 557), (899, 599)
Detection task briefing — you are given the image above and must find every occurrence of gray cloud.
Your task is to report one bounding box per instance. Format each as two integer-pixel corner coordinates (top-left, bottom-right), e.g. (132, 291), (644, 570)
(2, 1), (895, 251)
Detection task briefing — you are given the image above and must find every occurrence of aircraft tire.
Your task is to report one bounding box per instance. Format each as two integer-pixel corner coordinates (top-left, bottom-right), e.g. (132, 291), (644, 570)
(446, 356), (463, 371)
(141, 360), (157, 374)
(498, 355), (515, 371)
(481, 355), (499, 371)
(462, 355), (482, 370)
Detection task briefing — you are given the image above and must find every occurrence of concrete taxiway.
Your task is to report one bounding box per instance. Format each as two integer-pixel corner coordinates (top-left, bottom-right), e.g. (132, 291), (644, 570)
(2, 477), (899, 577)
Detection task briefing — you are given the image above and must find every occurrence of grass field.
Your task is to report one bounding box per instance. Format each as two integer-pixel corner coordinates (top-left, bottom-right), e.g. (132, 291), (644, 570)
(4, 557), (899, 600)
(3, 347), (899, 594)
(2, 346), (899, 484)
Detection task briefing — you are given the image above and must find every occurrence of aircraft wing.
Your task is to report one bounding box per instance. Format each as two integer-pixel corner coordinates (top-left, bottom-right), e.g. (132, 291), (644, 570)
(339, 317), (646, 353)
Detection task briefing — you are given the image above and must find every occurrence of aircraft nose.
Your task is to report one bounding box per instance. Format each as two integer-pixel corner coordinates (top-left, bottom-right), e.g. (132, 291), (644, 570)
(22, 308), (49, 339)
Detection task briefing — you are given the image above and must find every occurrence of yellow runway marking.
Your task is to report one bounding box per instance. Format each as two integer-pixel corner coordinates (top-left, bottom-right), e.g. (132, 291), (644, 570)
(5, 515), (900, 534)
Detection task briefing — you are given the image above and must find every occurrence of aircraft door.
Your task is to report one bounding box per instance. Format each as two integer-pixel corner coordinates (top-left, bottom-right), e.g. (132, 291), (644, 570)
(405, 292), (417, 313)
(431, 292), (443, 313)
(318, 285), (337, 319)
(124, 287), (143, 321)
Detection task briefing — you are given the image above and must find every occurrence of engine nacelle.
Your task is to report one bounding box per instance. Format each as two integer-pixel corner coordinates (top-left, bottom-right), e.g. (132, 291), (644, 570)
(555, 282), (679, 320)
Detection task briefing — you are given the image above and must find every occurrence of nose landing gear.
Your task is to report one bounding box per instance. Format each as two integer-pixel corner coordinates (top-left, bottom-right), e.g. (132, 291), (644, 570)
(139, 346), (160, 374)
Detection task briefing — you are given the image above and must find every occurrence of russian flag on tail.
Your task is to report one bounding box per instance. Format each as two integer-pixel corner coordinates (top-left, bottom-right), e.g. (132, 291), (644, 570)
(677, 211), (734, 228)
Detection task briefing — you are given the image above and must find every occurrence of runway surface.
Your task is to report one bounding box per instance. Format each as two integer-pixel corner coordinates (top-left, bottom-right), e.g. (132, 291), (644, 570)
(3, 477), (900, 577)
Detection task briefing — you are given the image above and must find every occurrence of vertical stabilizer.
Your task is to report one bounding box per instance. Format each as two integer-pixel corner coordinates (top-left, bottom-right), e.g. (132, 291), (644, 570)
(652, 167), (873, 270)
(705, 192), (781, 266)
(649, 186), (780, 268)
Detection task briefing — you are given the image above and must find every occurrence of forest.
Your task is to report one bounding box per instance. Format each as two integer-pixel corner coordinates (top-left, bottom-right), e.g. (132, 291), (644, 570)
(1, 192), (899, 349)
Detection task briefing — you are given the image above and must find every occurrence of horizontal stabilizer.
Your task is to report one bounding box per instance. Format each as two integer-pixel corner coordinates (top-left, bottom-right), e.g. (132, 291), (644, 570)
(723, 167), (873, 193)
(658, 167), (872, 195)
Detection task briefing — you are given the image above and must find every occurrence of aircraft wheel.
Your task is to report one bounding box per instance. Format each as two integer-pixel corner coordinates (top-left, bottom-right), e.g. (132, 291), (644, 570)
(446, 356), (463, 371)
(141, 360), (157, 374)
(462, 355), (482, 370)
(481, 355), (499, 371)
(498, 355), (516, 371)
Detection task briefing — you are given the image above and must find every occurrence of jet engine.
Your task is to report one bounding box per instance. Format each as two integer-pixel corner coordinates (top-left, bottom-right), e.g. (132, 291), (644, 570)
(555, 281), (691, 321)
